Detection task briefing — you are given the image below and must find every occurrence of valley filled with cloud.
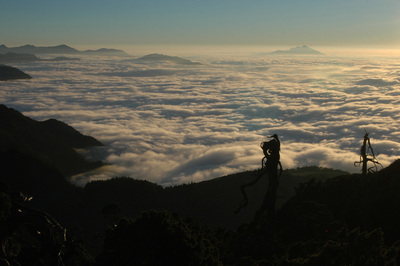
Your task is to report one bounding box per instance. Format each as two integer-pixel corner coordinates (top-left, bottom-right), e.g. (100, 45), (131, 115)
(1, 50), (399, 186)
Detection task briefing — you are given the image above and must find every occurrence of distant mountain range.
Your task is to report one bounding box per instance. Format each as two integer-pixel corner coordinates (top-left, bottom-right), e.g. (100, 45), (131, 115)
(0, 64), (32, 80)
(271, 45), (323, 55)
(135, 53), (202, 65)
(0, 52), (80, 64)
(0, 44), (130, 56)
(0, 104), (103, 176)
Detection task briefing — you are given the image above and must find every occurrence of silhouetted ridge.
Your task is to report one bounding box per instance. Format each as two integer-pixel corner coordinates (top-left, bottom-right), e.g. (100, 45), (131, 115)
(0, 52), (80, 63)
(0, 64), (32, 80)
(0, 52), (40, 63)
(137, 53), (201, 65)
(0, 104), (103, 176)
(0, 44), (78, 54)
(40, 118), (103, 148)
(81, 48), (130, 56)
(0, 44), (130, 56)
(379, 159), (400, 174)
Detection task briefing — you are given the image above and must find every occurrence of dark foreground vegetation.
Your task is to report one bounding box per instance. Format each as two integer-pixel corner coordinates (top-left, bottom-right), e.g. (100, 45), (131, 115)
(1, 104), (400, 265)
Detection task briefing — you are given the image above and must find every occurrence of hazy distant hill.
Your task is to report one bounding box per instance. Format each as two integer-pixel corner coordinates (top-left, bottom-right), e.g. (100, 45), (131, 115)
(0, 44), (130, 56)
(0, 64), (32, 80)
(0, 52), (80, 64)
(0, 44), (78, 54)
(271, 45), (323, 55)
(0, 52), (40, 63)
(136, 53), (202, 65)
(81, 48), (130, 56)
(0, 104), (103, 176)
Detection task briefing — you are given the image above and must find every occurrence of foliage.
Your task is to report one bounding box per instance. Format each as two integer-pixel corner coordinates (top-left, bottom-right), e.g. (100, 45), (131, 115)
(96, 210), (221, 265)
(0, 185), (94, 265)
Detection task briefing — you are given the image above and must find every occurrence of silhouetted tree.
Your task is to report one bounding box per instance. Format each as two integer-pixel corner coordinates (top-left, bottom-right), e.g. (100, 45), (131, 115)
(257, 134), (283, 221)
(354, 132), (382, 174)
(235, 134), (282, 223)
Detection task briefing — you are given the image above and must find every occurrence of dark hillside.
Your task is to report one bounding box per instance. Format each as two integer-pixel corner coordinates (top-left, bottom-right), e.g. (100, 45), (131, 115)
(77, 177), (165, 248)
(0, 105), (103, 176)
(222, 160), (400, 264)
(0, 64), (32, 80)
(282, 159), (400, 244)
(162, 169), (327, 229)
(75, 166), (337, 241)
(0, 150), (81, 228)
(40, 118), (102, 148)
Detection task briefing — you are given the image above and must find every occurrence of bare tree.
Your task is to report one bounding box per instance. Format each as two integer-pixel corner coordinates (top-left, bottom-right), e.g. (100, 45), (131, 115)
(235, 134), (282, 223)
(354, 132), (382, 174)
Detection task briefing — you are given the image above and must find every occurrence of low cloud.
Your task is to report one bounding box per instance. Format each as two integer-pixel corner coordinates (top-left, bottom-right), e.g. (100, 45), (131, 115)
(2, 53), (400, 186)
(355, 78), (399, 87)
(100, 69), (180, 77)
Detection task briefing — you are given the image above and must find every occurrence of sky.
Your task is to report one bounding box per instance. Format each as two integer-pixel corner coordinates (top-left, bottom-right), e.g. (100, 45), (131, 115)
(1, 0), (400, 186)
(2, 0), (400, 47)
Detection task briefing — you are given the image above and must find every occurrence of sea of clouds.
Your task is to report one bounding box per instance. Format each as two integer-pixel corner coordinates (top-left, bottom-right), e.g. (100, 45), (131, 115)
(1, 49), (399, 186)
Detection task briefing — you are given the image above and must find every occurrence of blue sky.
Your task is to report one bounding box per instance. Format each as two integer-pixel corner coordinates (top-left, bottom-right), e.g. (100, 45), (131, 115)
(2, 0), (400, 47)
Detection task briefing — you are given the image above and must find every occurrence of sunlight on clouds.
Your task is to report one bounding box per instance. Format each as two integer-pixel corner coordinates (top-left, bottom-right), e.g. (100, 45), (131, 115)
(2, 50), (400, 185)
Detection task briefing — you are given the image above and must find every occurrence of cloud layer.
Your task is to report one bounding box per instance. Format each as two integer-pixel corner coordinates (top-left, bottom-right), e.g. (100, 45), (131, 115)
(1, 51), (399, 186)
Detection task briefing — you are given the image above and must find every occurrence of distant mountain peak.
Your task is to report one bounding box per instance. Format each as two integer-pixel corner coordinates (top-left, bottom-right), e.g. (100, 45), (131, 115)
(271, 45), (323, 55)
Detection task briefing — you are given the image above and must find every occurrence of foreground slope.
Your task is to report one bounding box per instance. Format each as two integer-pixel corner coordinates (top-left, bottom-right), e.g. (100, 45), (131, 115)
(3, 105), (400, 264)
(225, 160), (400, 264)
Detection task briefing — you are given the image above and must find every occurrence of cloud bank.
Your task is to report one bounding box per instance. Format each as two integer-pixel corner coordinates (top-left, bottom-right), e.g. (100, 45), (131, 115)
(1, 52), (399, 186)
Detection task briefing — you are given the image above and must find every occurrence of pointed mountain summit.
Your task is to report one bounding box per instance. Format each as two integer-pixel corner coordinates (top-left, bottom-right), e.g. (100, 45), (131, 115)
(271, 45), (323, 55)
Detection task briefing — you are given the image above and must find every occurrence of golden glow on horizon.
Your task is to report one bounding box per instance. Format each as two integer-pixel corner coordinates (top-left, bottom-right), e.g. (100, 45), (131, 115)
(71, 44), (400, 58)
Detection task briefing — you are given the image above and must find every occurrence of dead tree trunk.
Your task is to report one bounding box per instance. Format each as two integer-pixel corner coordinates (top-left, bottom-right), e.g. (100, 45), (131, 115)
(255, 134), (282, 223)
(354, 132), (382, 174)
(234, 134), (282, 220)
